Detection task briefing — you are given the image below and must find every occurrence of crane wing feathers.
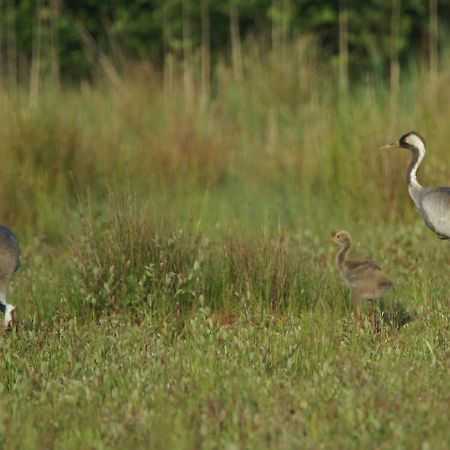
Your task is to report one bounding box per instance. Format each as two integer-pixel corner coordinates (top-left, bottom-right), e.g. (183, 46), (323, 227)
(421, 188), (450, 239)
(0, 225), (20, 272)
(345, 260), (382, 272)
(342, 259), (392, 293)
(344, 260), (389, 282)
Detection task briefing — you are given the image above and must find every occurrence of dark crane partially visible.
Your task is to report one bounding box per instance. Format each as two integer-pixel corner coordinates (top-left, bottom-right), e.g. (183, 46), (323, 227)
(0, 225), (19, 329)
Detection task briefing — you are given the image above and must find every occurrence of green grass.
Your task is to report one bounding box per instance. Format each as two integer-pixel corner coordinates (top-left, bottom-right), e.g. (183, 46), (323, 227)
(0, 45), (449, 448)
(1, 305), (448, 449)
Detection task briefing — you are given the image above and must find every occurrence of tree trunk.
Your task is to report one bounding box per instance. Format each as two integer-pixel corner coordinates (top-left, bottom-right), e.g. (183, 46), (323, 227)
(229, 3), (243, 82)
(162, 2), (172, 101)
(30, 0), (43, 105)
(0, 0), (3, 87)
(6, 0), (17, 88)
(280, 0), (291, 63)
(182, 0), (193, 109)
(429, 0), (438, 77)
(271, 0), (280, 56)
(201, 0), (210, 104)
(338, 0), (348, 93)
(50, 0), (60, 87)
(390, 0), (400, 95)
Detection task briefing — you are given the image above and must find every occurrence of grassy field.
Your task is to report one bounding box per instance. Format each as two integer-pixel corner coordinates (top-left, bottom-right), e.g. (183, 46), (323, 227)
(0, 45), (449, 448)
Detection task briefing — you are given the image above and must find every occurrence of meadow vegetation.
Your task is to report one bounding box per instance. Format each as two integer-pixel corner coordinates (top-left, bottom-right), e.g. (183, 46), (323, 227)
(0, 43), (449, 448)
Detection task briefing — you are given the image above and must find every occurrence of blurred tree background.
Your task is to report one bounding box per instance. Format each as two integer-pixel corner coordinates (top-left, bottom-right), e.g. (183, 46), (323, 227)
(0, 0), (447, 87)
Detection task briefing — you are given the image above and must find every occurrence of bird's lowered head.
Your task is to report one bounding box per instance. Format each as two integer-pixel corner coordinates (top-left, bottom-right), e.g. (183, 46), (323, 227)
(381, 131), (426, 154)
(330, 230), (352, 247)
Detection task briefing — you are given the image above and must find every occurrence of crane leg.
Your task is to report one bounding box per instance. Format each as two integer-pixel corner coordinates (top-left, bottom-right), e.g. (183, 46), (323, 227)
(0, 301), (15, 329)
(369, 302), (376, 330)
(0, 287), (16, 329)
(352, 295), (362, 327)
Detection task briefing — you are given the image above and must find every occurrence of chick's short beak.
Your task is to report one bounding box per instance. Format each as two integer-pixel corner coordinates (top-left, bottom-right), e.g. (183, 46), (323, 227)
(380, 140), (400, 150)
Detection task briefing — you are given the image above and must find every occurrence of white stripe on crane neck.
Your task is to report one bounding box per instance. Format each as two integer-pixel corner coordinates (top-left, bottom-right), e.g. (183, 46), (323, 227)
(406, 141), (425, 208)
(404, 134), (425, 152)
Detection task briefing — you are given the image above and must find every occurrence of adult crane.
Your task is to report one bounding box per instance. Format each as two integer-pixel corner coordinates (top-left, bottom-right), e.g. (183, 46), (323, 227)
(382, 132), (450, 240)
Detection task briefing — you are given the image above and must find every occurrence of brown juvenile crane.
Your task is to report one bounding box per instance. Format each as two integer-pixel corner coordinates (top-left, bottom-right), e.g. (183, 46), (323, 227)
(382, 132), (450, 240)
(0, 225), (19, 329)
(331, 231), (393, 326)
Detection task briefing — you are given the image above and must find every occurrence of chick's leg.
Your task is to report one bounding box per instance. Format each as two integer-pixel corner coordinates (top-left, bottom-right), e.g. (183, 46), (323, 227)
(352, 293), (362, 327)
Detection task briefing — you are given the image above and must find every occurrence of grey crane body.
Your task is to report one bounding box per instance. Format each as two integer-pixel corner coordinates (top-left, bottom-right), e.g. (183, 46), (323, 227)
(0, 225), (19, 328)
(382, 132), (450, 240)
(417, 187), (450, 239)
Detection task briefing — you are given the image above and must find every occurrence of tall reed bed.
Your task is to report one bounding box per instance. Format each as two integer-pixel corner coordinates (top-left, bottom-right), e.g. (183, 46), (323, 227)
(70, 196), (338, 317)
(0, 44), (449, 238)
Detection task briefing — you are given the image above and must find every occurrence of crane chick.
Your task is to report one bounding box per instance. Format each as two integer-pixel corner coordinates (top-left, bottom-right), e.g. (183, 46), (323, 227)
(0, 225), (19, 329)
(331, 230), (393, 326)
(382, 131), (450, 240)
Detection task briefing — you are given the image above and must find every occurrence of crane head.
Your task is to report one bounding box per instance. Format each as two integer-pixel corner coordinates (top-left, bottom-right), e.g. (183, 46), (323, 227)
(330, 230), (351, 246)
(381, 131), (426, 153)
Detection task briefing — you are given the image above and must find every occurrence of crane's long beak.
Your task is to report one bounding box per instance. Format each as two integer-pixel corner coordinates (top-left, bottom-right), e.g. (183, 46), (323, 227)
(380, 140), (400, 150)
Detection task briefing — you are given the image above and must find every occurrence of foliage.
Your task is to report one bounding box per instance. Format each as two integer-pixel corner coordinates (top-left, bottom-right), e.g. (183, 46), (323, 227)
(0, 1), (449, 80)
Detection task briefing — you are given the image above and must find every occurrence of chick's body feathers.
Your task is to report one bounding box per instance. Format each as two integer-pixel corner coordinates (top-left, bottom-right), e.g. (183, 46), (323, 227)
(339, 259), (393, 299)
